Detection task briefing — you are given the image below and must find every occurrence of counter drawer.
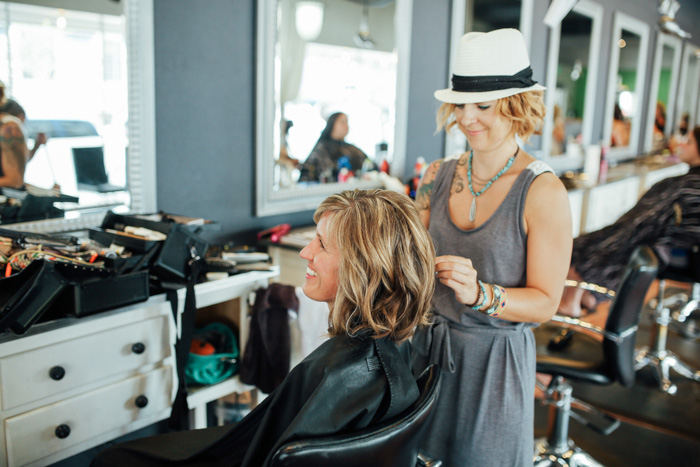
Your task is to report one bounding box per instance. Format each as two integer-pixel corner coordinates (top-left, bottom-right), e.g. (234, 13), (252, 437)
(5, 365), (173, 467)
(0, 315), (171, 411)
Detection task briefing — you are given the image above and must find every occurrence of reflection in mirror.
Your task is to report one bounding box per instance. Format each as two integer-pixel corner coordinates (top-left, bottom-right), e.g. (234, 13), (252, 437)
(278, 0), (395, 185)
(603, 12), (649, 163)
(644, 33), (681, 154)
(444, 0), (533, 159)
(542, 0), (602, 172)
(675, 42), (700, 135)
(0, 0), (155, 232)
(0, 2), (129, 222)
(257, 0), (412, 217)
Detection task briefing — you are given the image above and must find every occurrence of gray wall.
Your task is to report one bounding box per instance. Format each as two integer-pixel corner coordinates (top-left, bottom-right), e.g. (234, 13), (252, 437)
(153, 0), (700, 245)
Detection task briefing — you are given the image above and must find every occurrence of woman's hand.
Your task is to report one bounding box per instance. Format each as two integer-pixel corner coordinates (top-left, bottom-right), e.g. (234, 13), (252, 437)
(435, 255), (480, 306)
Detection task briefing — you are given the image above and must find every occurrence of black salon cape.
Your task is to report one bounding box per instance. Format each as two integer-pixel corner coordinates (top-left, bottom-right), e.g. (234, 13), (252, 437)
(91, 333), (418, 467)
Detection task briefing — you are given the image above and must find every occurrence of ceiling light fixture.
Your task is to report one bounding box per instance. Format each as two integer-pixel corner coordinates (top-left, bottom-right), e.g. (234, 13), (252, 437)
(295, 1), (324, 42)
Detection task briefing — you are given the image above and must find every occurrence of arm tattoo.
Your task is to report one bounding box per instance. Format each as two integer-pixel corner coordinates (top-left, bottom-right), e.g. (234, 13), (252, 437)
(416, 178), (434, 211)
(415, 161), (442, 211)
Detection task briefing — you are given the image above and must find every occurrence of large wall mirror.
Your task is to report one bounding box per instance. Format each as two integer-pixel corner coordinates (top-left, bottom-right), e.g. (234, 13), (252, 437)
(542, 0), (602, 172)
(675, 41), (700, 134)
(256, 0), (412, 217)
(443, 0), (534, 159)
(644, 32), (682, 154)
(603, 11), (650, 163)
(0, 0), (155, 232)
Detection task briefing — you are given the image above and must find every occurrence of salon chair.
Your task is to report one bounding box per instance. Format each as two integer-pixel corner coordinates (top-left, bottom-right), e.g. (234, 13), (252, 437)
(534, 246), (658, 467)
(635, 245), (700, 394)
(269, 364), (443, 467)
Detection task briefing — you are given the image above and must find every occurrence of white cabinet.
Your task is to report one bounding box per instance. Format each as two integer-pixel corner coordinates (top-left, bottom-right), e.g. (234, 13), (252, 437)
(0, 300), (177, 467)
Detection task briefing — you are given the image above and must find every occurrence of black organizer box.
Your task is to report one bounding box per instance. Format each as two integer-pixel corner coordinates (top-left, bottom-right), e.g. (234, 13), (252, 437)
(90, 211), (214, 281)
(0, 259), (149, 335)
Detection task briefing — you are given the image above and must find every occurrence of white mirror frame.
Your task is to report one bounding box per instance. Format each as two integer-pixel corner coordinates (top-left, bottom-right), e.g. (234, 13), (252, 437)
(644, 32), (682, 153)
(676, 42), (700, 131)
(5, 0), (156, 233)
(255, 0), (413, 217)
(603, 11), (650, 163)
(541, 0), (602, 172)
(443, 0), (534, 159)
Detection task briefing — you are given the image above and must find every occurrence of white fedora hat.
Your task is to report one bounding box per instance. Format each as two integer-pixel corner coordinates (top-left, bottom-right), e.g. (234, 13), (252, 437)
(434, 28), (545, 104)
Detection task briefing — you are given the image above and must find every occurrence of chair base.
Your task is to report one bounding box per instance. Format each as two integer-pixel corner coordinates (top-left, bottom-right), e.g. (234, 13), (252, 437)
(635, 347), (700, 394)
(670, 316), (700, 340)
(533, 437), (604, 467)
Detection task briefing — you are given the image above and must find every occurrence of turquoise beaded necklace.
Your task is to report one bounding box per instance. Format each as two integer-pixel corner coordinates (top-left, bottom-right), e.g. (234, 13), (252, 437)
(467, 146), (519, 222)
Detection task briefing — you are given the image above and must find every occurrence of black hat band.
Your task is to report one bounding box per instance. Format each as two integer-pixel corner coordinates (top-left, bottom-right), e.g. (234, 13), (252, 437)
(451, 66), (537, 93)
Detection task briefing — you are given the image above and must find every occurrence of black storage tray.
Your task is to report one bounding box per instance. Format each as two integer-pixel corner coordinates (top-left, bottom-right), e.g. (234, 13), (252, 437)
(54, 269), (150, 318)
(0, 260), (150, 334)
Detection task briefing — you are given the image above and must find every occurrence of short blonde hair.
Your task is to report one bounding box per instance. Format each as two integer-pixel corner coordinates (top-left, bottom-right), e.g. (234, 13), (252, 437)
(436, 90), (545, 143)
(314, 189), (435, 343)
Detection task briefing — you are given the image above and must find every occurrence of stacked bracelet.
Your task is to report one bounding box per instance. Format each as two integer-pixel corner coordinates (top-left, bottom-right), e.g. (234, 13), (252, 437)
(483, 283), (508, 317)
(469, 280), (487, 310)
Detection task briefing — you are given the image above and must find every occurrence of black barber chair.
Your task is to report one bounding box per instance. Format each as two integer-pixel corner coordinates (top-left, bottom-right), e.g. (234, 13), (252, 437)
(635, 245), (700, 394)
(269, 364), (443, 467)
(534, 246), (658, 467)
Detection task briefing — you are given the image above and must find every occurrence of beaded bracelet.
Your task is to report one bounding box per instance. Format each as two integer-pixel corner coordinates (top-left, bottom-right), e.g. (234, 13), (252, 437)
(469, 280), (486, 310)
(482, 283), (507, 317)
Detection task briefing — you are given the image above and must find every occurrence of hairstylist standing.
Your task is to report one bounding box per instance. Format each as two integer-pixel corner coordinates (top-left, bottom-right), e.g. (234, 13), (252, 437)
(411, 29), (572, 466)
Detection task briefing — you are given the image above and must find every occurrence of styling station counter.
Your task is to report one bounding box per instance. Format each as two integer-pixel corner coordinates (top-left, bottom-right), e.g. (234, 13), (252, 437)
(0, 267), (279, 467)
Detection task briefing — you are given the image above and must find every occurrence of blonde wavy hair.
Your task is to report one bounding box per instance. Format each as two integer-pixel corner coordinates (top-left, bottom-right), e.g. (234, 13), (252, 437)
(436, 91), (545, 143)
(314, 189), (435, 343)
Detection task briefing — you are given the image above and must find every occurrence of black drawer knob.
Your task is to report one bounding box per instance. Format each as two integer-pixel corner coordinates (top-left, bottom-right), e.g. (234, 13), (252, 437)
(55, 424), (71, 439)
(135, 395), (149, 408)
(131, 342), (146, 354)
(49, 366), (66, 381)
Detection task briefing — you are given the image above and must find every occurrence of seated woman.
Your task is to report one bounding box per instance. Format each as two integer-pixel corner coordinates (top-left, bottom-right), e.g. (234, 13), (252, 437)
(559, 125), (700, 317)
(298, 112), (375, 183)
(91, 189), (436, 467)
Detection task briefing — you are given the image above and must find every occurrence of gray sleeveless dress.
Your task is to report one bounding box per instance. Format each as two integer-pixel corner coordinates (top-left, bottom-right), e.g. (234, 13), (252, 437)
(412, 156), (553, 466)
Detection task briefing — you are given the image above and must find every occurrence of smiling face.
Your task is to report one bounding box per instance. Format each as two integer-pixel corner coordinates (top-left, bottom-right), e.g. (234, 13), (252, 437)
(299, 213), (341, 306)
(453, 101), (514, 153)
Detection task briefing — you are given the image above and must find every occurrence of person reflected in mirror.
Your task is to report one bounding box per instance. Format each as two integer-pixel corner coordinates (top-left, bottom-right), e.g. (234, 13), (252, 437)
(559, 125), (700, 318)
(1, 98), (47, 162)
(411, 29), (572, 466)
(298, 112), (375, 183)
(551, 104), (566, 155)
(0, 82), (29, 188)
(611, 103), (630, 147)
(652, 101), (668, 152)
(91, 189), (436, 467)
